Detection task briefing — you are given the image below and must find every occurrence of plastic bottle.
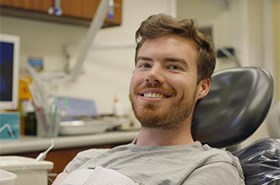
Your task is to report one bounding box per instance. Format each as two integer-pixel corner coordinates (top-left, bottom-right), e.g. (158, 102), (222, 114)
(23, 100), (37, 135)
(112, 95), (124, 117)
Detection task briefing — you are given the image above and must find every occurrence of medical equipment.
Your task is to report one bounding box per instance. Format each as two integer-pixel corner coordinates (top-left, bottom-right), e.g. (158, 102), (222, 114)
(0, 156), (53, 185)
(0, 33), (19, 110)
(36, 139), (54, 161)
(0, 169), (17, 185)
(0, 140), (54, 185)
(0, 112), (20, 139)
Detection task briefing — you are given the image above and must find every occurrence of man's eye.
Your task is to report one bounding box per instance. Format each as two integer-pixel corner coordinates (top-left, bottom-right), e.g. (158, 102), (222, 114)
(139, 63), (151, 68)
(168, 65), (180, 70)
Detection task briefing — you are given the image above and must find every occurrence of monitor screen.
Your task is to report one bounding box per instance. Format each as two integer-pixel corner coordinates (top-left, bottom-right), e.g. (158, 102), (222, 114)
(0, 33), (20, 110)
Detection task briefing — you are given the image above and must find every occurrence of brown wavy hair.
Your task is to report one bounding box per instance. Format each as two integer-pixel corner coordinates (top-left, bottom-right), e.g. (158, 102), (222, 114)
(135, 13), (216, 81)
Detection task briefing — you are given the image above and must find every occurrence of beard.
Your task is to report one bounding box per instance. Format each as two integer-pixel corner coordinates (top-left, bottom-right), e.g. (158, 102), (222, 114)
(129, 87), (197, 130)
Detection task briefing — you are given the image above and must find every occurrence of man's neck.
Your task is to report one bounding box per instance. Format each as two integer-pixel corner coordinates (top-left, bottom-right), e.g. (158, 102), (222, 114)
(136, 126), (194, 146)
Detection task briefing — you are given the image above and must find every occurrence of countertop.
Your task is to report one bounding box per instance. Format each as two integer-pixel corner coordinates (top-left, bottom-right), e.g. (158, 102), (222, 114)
(0, 131), (139, 155)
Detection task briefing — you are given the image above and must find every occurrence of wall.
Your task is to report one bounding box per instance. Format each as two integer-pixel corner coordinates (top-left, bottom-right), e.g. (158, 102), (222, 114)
(177, 0), (267, 69)
(0, 16), (88, 71)
(273, 0), (280, 102)
(177, 0), (231, 47)
(177, 0), (237, 71)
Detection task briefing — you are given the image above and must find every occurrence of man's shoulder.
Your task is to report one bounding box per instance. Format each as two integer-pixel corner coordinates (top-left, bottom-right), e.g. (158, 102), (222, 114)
(201, 143), (237, 158)
(64, 148), (110, 173)
(77, 148), (110, 159)
(64, 144), (132, 173)
(75, 143), (132, 158)
(197, 143), (242, 170)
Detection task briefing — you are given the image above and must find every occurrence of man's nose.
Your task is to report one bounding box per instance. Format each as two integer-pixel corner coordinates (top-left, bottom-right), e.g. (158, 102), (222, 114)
(145, 65), (165, 86)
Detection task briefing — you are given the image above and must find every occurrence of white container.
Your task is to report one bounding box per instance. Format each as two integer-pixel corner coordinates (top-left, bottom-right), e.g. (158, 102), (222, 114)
(59, 120), (108, 135)
(0, 156), (53, 185)
(0, 169), (17, 185)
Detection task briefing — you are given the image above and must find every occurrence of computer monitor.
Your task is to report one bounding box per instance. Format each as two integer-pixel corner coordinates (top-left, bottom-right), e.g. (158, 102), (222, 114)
(0, 33), (20, 110)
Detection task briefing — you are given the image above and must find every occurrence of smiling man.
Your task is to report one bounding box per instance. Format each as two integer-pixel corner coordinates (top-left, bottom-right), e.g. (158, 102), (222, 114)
(53, 14), (245, 185)
(130, 34), (209, 146)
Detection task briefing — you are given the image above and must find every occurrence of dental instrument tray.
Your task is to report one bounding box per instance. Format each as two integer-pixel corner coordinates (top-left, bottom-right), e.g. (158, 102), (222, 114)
(58, 116), (136, 135)
(59, 119), (108, 135)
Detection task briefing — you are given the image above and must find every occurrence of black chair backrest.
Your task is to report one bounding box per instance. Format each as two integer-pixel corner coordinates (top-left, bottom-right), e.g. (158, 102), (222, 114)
(233, 138), (280, 185)
(192, 67), (274, 148)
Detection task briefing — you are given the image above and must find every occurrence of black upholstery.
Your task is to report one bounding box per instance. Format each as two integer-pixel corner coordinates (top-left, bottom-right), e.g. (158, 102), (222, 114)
(192, 67), (274, 148)
(234, 138), (280, 185)
(192, 67), (280, 185)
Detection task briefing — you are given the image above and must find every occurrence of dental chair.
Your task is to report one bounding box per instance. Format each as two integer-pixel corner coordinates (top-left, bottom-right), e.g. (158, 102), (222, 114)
(192, 67), (280, 185)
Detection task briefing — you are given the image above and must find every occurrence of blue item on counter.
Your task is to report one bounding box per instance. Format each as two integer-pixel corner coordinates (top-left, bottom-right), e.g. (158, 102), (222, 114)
(0, 112), (20, 139)
(55, 96), (98, 121)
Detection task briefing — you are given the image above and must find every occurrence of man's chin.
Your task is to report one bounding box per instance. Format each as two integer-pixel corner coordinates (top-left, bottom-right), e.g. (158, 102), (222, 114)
(143, 103), (158, 110)
(135, 110), (165, 125)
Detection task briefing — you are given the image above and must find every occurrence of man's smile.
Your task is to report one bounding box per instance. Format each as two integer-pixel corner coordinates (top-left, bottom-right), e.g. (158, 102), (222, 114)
(143, 93), (166, 98)
(138, 88), (173, 100)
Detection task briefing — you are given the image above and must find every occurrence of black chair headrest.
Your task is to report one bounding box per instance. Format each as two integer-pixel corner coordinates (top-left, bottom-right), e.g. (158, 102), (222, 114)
(192, 67), (274, 148)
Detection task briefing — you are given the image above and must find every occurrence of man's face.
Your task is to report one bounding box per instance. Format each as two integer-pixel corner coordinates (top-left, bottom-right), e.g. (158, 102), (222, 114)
(129, 35), (209, 129)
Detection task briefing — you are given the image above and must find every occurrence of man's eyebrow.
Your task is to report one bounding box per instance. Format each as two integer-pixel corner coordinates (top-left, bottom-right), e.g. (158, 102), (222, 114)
(164, 57), (188, 67)
(164, 57), (186, 62)
(136, 56), (153, 62)
(137, 56), (187, 63)
(136, 56), (189, 68)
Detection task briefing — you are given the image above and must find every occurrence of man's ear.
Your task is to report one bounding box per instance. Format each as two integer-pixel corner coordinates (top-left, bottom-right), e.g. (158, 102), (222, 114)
(196, 78), (211, 100)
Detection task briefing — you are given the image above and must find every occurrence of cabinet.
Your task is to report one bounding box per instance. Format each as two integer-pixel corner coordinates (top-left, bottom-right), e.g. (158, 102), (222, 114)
(0, 0), (122, 27)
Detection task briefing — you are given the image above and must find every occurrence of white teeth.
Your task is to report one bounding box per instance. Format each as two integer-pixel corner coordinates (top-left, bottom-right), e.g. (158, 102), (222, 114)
(143, 93), (165, 98)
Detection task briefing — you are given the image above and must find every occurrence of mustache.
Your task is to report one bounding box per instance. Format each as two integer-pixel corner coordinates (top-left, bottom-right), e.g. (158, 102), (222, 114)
(134, 82), (175, 94)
